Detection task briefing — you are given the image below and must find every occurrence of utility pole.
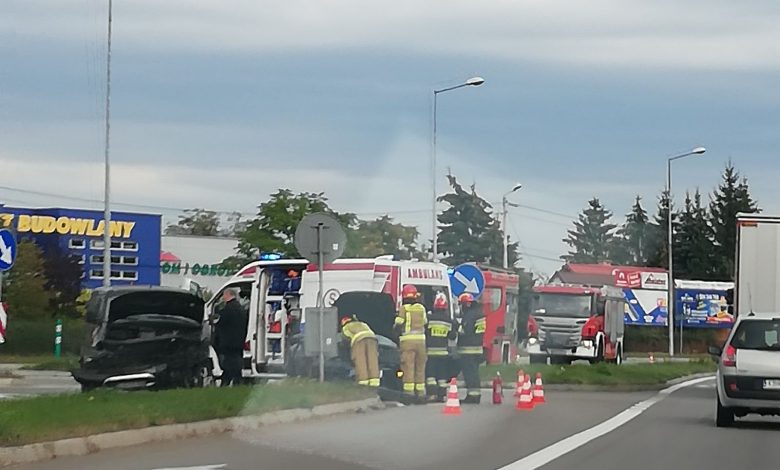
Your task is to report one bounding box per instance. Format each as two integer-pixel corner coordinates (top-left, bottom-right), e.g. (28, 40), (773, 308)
(102, 0), (113, 288)
(502, 184), (522, 269)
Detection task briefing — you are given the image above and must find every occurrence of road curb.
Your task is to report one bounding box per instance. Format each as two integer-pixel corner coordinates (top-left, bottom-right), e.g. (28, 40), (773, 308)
(0, 397), (383, 468)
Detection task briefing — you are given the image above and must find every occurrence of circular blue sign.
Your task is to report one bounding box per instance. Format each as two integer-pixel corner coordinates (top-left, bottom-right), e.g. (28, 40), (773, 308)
(449, 263), (485, 299)
(0, 229), (17, 272)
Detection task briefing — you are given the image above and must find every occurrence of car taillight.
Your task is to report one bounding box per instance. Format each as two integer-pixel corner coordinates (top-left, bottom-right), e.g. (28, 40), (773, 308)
(244, 341), (251, 352)
(581, 316), (598, 340)
(722, 344), (736, 367)
(527, 315), (539, 337)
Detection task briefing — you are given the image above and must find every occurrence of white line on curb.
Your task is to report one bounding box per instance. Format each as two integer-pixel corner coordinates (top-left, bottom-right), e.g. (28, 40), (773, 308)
(496, 375), (714, 470)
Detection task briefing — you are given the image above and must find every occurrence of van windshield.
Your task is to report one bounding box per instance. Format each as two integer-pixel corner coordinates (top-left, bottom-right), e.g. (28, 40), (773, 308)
(532, 294), (592, 318)
(731, 319), (780, 350)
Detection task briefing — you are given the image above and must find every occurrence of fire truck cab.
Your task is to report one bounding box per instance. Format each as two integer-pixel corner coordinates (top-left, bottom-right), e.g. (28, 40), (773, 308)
(526, 284), (625, 365)
(480, 267), (521, 364)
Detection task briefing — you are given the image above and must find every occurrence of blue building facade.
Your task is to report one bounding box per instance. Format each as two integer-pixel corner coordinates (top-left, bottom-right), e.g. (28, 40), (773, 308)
(0, 207), (161, 289)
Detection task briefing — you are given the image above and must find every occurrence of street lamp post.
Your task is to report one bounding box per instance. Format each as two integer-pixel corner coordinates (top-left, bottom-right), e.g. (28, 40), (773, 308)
(666, 146), (706, 356)
(431, 76), (485, 260)
(502, 184), (522, 269)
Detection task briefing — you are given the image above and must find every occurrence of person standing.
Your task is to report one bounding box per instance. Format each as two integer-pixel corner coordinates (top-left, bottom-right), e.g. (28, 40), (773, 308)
(456, 293), (486, 403)
(425, 292), (456, 401)
(214, 288), (248, 387)
(395, 284), (428, 398)
(340, 315), (380, 387)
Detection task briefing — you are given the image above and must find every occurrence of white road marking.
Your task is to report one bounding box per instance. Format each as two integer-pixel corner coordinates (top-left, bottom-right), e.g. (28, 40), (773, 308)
(497, 375), (714, 470)
(152, 465), (226, 470)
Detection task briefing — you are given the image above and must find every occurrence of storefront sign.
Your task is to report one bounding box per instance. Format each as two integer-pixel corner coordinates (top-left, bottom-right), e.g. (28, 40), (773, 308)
(0, 213), (136, 238)
(676, 289), (734, 329)
(161, 262), (237, 277)
(640, 272), (668, 291)
(614, 269), (641, 288)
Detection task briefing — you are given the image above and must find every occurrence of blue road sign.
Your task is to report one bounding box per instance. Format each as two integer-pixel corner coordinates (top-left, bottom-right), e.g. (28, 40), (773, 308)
(0, 229), (16, 272)
(449, 263), (485, 299)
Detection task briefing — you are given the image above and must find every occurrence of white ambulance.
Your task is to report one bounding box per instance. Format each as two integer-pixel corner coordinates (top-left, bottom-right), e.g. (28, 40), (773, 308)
(206, 255), (452, 381)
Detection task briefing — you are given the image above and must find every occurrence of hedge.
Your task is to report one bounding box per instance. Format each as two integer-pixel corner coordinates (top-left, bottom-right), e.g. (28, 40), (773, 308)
(0, 319), (84, 356)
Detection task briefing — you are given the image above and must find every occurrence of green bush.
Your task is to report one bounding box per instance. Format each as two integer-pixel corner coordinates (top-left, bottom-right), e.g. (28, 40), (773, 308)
(624, 325), (723, 353)
(0, 319), (84, 356)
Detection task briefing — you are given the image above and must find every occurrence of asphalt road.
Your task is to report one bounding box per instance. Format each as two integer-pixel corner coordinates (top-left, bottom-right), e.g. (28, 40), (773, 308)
(0, 366), (79, 400)
(7, 377), (780, 470)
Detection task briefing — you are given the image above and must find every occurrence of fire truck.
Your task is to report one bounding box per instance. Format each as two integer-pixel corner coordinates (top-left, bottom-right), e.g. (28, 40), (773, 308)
(526, 284), (626, 365)
(479, 266), (521, 364)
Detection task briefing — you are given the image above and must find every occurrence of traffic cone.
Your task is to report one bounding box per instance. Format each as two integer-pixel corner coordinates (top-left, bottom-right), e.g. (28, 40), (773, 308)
(648, 353), (655, 364)
(532, 372), (546, 405)
(516, 374), (535, 411)
(443, 378), (461, 416)
(514, 369), (525, 397)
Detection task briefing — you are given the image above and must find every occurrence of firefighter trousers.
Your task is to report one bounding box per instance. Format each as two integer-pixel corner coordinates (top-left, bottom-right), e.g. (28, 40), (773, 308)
(459, 354), (483, 402)
(426, 355), (450, 398)
(351, 338), (380, 387)
(400, 339), (427, 395)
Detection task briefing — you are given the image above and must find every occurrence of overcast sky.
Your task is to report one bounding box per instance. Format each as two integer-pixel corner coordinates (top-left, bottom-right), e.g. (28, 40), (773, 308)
(2, 0), (779, 276)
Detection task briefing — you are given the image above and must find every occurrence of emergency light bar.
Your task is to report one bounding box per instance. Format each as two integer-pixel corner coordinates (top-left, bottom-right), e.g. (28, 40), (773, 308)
(259, 253), (283, 261)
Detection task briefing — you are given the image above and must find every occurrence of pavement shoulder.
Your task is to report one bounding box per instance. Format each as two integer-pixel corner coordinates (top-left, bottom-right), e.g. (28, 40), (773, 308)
(0, 397), (383, 468)
(480, 372), (715, 393)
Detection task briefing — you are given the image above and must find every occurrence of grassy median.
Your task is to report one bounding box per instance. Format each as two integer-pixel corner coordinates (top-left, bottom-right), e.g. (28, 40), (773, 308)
(480, 360), (715, 386)
(0, 379), (373, 447)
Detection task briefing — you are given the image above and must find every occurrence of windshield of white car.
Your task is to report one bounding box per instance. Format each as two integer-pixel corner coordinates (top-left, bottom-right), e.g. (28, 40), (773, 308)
(731, 320), (780, 350)
(532, 294), (592, 318)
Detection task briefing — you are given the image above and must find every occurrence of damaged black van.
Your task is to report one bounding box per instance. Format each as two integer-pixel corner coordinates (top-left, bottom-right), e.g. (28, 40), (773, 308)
(72, 286), (210, 392)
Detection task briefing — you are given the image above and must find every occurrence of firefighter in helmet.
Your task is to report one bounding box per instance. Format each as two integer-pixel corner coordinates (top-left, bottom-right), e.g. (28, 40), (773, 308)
(425, 292), (457, 401)
(395, 284), (428, 398)
(456, 292), (486, 404)
(340, 315), (380, 387)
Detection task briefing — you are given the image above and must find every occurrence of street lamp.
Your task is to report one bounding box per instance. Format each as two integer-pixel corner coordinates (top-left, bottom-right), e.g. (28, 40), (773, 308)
(502, 184), (522, 269)
(431, 76), (485, 260)
(667, 146), (706, 356)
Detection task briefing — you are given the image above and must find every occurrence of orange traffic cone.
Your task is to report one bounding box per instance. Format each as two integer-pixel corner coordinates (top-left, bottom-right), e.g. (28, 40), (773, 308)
(516, 374), (535, 411)
(514, 369), (525, 397)
(443, 378), (461, 416)
(532, 372), (546, 404)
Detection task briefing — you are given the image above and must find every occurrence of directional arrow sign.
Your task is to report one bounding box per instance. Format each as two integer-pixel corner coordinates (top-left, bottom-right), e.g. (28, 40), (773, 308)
(0, 229), (16, 272)
(449, 263), (485, 299)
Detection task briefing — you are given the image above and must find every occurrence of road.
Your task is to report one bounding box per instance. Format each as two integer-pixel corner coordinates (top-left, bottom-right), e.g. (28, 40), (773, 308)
(0, 365), (79, 400)
(9, 375), (780, 470)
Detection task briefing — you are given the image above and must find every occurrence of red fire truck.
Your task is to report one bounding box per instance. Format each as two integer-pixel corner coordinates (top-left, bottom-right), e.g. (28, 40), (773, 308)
(525, 284), (625, 365)
(480, 266), (521, 364)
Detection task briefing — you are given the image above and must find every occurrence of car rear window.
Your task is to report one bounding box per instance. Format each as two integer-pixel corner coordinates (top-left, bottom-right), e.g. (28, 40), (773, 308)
(731, 319), (780, 350)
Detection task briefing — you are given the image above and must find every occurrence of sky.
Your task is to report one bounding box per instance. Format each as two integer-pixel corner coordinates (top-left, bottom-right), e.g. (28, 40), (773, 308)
(2, 0), (780, 276)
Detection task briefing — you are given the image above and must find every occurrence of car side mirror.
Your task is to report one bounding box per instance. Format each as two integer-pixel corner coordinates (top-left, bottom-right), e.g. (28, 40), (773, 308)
(708, 345), (722, 362)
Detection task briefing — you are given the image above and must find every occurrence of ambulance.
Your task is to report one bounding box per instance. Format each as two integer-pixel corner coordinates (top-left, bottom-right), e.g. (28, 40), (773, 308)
(206, 255), (452, 381)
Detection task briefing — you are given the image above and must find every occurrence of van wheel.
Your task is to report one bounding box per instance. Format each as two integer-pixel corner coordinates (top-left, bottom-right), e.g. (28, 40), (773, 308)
(529, 355), (547, 365)
(716, 394), (734, 427)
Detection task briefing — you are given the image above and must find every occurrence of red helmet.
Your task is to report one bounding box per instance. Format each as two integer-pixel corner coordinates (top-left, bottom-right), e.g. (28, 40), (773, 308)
(402, 284), (418, 300)
(340, 316), (352, 327)
(458, 293), (474, 305)
(433, 293), (448, 310)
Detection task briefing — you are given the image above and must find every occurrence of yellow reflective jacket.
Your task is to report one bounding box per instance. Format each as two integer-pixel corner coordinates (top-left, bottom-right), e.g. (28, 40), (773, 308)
(395, 302), (427, 342)
(341, 320), (375, 346)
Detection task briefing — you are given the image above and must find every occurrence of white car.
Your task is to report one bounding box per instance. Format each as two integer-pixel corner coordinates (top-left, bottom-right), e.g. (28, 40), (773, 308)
(710, 312), (780, 427)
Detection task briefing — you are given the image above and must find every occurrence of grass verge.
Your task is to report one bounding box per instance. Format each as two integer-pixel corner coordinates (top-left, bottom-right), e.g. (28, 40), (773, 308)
(480, 360), (715, 386)
(0, 379), (374, 447)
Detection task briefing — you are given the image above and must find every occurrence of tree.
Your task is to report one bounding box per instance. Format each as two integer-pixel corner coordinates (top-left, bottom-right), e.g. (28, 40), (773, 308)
(561, 198), (616, 263)
(2, 240), (51, 319)
(351, 215), (422, 259)
(42, 245), (83, 317)
(165, 209), (220, 236)
(437, 174), (519, 266)
(709, 162), (759, 279)
(227, 190), (356, 267)
(645, 190), (676, 268)
(613, 196), (650, 266)
(674, 190), (714, 280)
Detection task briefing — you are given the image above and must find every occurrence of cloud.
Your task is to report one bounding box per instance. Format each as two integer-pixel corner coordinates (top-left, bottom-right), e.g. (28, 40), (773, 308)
(4, 0), (780, 71)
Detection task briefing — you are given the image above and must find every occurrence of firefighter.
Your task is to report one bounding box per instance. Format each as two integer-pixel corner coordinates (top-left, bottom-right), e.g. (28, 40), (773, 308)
(456, 292), (486, 404)
(395, 284), (428, 398)
(340, 315), (380, 387)
(425, 292), (456, 401)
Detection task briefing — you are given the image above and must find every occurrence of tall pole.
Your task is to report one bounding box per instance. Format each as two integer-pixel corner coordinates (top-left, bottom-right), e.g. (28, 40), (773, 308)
(502, 196), (509, 269)
(316, 223), (325, 383)
(666, 158), (674, 356)
(431, 91), (438, 261)
(102, 0), (113, 288)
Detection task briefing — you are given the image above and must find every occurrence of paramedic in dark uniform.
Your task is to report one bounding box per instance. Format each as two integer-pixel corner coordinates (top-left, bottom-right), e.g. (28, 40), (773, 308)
(214, 288), (248, 387)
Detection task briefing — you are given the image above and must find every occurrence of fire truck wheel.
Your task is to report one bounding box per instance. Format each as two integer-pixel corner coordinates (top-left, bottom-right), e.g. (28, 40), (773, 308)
(589, 341), (605, 364)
